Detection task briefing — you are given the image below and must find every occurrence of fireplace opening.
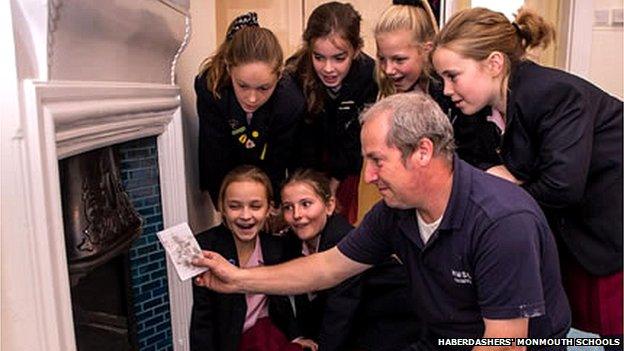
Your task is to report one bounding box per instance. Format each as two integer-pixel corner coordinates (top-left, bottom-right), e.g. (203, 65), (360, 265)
(70, 253), (138, 351)
(60, 146), (142, 350)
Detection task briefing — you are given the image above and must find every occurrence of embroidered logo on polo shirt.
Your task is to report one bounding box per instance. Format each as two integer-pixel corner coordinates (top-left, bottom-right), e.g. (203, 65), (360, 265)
(451, 269), (472, 284)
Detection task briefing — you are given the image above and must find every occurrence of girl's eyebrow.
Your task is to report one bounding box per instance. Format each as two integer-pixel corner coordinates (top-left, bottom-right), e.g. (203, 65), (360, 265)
(440, 69), (457, 76)
(312, 50), (347, 57)
(234, 79), (273, 89)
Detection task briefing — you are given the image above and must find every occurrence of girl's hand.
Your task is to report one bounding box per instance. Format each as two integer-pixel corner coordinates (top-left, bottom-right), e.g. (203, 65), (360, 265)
(292, 337), (318, 351)
(486, 165), (523, 185)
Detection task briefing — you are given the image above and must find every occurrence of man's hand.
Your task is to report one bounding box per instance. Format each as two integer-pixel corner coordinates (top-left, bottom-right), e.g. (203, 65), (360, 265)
(193, 251), (243, 293)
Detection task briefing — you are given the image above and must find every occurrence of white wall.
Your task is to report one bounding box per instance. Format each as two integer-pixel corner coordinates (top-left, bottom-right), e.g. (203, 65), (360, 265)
(176, 0), (219, 234)
(589, 0), (623, 98)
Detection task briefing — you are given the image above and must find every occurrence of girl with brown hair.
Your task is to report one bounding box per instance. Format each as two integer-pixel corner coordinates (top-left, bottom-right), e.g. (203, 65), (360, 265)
(286, 2), (378, 224)
(280, 169), (421, 351)
(196, 12), (304, 205)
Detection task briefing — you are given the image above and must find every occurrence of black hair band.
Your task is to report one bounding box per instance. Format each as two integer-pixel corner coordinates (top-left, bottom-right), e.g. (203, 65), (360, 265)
(226, 12), (259, 41)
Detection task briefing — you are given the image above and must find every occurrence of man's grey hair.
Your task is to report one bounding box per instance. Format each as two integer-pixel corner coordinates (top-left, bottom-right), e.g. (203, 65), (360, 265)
(359, 92), (455, 161)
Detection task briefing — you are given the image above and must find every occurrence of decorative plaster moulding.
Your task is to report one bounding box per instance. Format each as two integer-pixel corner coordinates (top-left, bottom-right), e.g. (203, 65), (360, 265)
(29, 81), (180, 159)
(22, 80), (191, 351)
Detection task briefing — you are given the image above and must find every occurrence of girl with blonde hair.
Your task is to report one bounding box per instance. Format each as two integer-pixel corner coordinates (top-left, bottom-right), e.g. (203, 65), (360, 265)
(358, 0), (502, 221)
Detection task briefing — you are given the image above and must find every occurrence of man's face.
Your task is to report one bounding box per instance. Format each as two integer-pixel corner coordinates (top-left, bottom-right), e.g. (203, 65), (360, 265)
(361, 111), (419, 209)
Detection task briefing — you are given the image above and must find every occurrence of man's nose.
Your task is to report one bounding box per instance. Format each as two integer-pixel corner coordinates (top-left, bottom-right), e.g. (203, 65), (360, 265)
(363, 160), (378, 184)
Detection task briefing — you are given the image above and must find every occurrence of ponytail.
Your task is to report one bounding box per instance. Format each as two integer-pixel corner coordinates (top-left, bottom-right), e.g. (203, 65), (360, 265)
(434, 7), (555, 77)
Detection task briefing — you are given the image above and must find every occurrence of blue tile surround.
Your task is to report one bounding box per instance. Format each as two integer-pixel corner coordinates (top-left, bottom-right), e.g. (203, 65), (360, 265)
(118, 137), (173, 351)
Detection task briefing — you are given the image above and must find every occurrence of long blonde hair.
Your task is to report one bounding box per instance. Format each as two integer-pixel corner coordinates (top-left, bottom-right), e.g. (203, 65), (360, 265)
(374, 2), (438, 98)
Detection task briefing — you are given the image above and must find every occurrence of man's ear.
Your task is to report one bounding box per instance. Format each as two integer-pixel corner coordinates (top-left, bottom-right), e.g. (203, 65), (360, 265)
(485, 51), (505, 77)
(408, 138), (434, 167)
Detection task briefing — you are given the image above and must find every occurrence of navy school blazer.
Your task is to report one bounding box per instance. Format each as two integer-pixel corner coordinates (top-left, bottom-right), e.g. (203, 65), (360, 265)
(503, 60), (622, 275)
(190, 224), (300, 351)
(290, 53), (378, 181)
(284, 214), (362, 351)
(285, 214), (423, 351)
(195, 73), (304, 204)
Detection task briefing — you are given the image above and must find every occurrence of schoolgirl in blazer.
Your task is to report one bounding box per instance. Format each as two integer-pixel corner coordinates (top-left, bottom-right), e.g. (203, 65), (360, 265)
(190, 224), (300, 351)
(195, 12), (304, 204)
(196, 73), (304, 203)
(285, 214), (361, 351)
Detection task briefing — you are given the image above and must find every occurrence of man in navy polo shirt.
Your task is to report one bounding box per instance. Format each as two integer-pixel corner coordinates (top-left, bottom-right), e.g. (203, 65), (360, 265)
(194, 93), (571, 350)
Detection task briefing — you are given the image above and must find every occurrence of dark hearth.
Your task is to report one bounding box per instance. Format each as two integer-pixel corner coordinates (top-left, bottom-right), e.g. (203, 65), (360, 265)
(71, 254), (138, 351)
(59, 146), (142, 351)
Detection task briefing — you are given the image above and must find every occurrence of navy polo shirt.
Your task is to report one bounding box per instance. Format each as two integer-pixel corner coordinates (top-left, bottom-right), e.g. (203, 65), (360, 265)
(338, 156), (570, 342)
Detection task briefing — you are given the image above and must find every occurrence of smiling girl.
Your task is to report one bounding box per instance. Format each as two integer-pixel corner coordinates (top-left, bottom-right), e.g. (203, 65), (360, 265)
(190, 165), (314, 351)
(281, 169), (421, 350)
(196, 12), (304, 205)
(281, 169), (358, 351)
(357, 0), (502, 222)
(286, 2), (378, 224)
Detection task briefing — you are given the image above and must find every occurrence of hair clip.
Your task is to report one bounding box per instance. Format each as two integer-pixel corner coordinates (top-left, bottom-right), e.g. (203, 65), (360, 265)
(511, 22), (529, 41)
(226, 12), (259, 41)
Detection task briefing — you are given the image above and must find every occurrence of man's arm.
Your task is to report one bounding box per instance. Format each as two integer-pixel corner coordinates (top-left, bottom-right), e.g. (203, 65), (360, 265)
(193, 246), (370, 295)
(473, 318), (528, 351)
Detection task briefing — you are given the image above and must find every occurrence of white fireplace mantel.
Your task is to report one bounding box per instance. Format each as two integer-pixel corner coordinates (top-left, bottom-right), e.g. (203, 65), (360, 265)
(20, 79), (192, 351)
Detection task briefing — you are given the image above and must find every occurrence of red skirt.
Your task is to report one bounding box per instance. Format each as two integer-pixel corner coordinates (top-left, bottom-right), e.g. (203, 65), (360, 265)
(336, 174), (359, 224)
(238, 317), (302, 351)
(562, 255), (623, 336)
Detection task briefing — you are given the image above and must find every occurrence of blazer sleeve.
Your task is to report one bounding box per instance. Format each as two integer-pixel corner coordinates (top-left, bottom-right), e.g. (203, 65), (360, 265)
(317, 274), (363, 351)
(189, 230), (218, 351)
(317, 215), (362, 350)
(189, 282), (218, 351)
(195, 75), (233, 204)
(264, 75), (305, 200)
(516, 83), (593, 208)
